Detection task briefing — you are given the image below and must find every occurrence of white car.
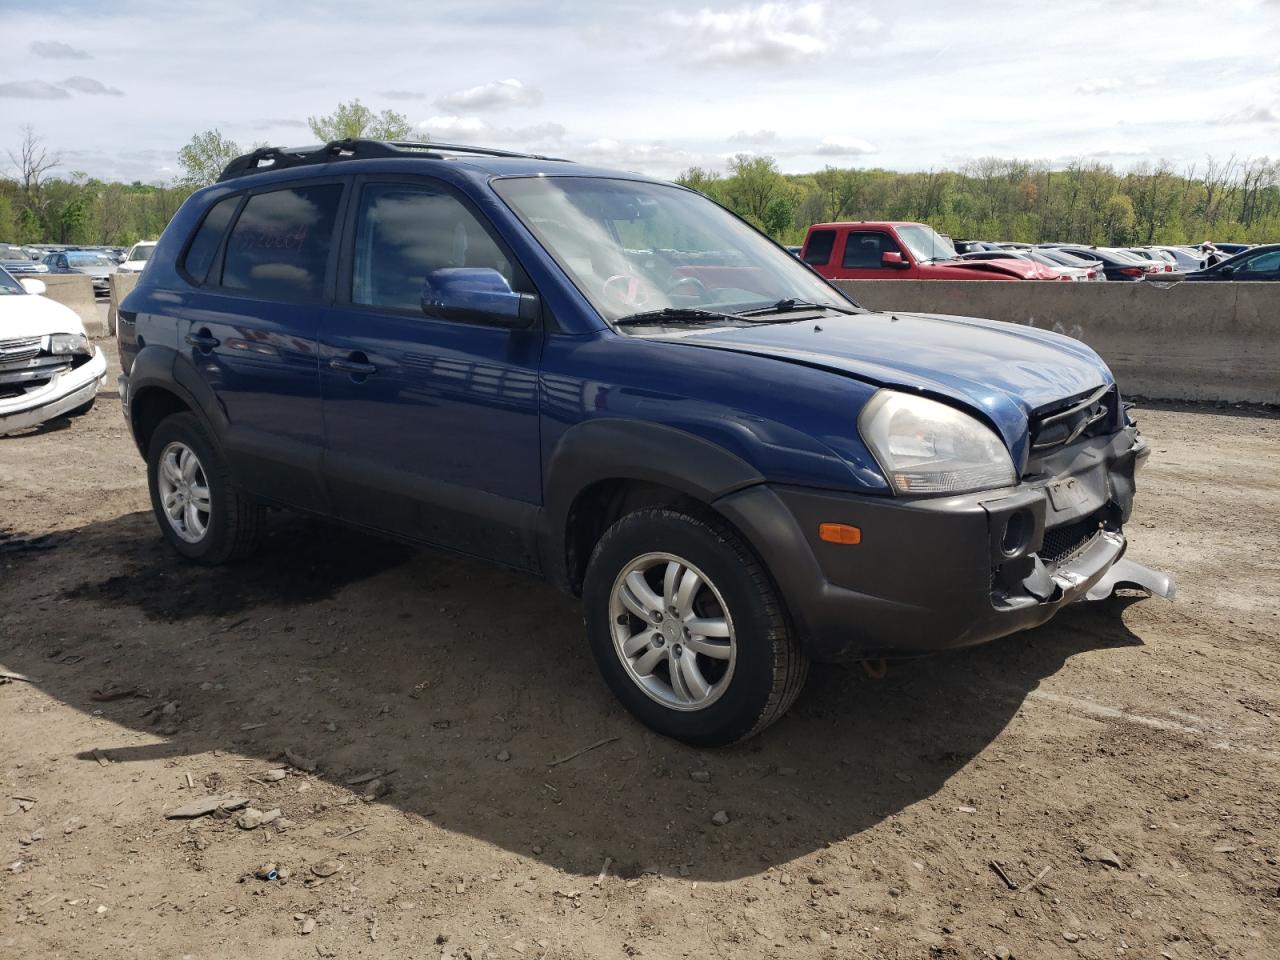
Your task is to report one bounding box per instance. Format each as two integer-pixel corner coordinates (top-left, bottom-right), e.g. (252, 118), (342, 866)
(119, 240), (158, 274)
(0, 267), (108, 435)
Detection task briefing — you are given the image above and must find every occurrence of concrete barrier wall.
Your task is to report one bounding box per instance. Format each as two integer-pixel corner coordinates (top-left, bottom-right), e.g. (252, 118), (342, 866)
(107, 272), (140, 338)
(36, 274), (102, 337)
(834, 280), (1280, 404)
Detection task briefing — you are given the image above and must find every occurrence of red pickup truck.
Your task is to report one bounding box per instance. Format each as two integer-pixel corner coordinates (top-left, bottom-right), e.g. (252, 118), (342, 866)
(800, 221), (1064, 280)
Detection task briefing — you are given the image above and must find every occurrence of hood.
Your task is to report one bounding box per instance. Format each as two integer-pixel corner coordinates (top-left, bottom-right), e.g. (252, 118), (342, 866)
(72, 265), (114, 279)
(666, 311), (1113, 463)
(941, 257), (1052, 279)
(0, 290), (89, 338)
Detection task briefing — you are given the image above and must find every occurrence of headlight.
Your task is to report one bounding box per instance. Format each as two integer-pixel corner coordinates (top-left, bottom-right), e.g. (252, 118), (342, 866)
(858, 390), (1016, 495)
(46, 333), (91, 356)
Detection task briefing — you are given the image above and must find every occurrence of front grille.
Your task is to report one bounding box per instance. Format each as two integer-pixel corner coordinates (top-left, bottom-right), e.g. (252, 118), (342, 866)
(1039, 517), (1102, 566)
(1029, 385), (1116, 453)
(0, 337), (42, 364)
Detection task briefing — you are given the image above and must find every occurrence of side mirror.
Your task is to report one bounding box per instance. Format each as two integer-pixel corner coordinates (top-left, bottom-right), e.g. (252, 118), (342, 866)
(881, 251), (908, 269)
(1220, 265), (1234, 277)
(421, 267), (538, 328)
(19, 278), (47, 296)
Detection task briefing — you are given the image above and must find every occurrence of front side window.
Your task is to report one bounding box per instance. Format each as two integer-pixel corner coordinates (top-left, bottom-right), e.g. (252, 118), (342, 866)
(0, 266), (22, 295)
(182, 194), (240, 284)
(221, 184), (343, 300)
(352, 183), (513, 312)
(493, 176), (848, 323)
(842, 231), (901, 269)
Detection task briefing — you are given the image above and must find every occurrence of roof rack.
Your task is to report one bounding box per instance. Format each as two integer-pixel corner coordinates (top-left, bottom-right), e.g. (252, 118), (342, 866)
(216, 138), (570, 182)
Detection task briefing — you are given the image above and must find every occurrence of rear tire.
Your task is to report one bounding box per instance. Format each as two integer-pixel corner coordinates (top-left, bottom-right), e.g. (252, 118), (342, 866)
(583, 507), (808, 746)
(146, 412), (264, 564)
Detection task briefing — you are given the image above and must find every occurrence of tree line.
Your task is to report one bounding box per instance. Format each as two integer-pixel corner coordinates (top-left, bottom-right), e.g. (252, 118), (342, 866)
(4, 111), (1277, 248)
(0, 101), (417, 246)
(679, 154), (1280, 247)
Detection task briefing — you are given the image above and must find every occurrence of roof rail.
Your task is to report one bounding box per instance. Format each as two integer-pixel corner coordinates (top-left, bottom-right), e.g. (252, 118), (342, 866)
(216, 138), (570, 182)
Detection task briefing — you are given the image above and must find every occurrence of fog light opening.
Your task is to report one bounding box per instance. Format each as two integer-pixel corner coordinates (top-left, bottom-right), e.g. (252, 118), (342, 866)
(1001, 510), (1032, 558)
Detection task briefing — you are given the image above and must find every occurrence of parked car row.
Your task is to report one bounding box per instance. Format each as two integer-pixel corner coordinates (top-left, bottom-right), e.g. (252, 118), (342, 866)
(799, 226), (1276, 282)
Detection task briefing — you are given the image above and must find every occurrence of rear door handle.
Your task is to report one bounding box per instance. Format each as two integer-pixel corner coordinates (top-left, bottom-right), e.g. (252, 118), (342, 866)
(329, 356), (377, 376)
(186, 330), (220, 350)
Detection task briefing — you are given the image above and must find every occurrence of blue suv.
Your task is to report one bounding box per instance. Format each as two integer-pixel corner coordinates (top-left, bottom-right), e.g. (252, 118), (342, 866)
(117, 140), (1167, 745)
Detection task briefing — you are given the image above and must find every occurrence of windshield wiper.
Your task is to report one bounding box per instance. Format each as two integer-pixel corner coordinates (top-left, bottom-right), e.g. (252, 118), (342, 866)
(733, 298), (859, 318)
(614, 307), (740, 327)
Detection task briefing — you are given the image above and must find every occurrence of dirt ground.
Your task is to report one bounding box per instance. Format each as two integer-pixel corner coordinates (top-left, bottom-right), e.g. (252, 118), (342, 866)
(2, 338), (1278, 960)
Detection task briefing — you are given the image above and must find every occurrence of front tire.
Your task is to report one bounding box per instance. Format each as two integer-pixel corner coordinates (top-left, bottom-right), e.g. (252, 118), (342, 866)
(146, 412), (264, 564)
(583, 507), (808, 746)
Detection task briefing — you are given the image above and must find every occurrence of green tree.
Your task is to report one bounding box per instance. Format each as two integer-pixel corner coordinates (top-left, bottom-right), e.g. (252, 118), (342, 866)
(724, 154), (785, 224)
(762, 192), (796, 240)
(0, 194), (15, 241)
(178, 129), (242, 187)
(306, 100), (417, 142)
(676, 166), (725, 201)
(58, 194), (93, 243)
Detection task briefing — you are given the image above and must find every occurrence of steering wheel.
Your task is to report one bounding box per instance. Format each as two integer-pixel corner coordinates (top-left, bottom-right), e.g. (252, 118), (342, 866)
(602, 273), (658, 309)
(666, 275), (708, 299)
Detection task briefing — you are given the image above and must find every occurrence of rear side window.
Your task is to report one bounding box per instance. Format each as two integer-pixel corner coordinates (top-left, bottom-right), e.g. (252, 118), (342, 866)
(221, 184), (343, 301)
(182, 195), (239, 284)
(803, 229), (835, 265)
(842, 231), (900, 268)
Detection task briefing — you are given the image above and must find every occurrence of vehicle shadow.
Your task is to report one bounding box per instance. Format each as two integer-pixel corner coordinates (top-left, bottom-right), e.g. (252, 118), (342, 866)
(3, 509), (1147, 882)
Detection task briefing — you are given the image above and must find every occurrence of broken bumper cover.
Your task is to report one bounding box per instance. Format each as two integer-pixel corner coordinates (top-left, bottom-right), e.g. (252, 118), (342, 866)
(714, 426), (1169, 661)
(0, 346), (107, 434)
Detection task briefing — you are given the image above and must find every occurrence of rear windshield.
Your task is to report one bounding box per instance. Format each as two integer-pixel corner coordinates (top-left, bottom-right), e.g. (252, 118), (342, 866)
(129, 244), (155, 262)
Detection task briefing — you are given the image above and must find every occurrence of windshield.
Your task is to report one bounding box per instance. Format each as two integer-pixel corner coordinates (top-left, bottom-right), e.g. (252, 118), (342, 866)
(492, 176), (849, 323)
(128, 244), (155, 262)
(0, 266), (23, 295)
(67, 253), (114, 266)
(895, 224), (957, 263)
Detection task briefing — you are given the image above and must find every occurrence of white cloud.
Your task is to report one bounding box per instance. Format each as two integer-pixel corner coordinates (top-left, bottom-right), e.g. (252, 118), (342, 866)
(728, 129), (778, 145)
(31, 40), (92, 60)
(436, 78), (542, 111)
(59, 76), (125, 97)
(1076, 75), (1158, 95)
(0, 80), (72, 99)
(811, 136), (878, 157)
(382, 90), (426, 100)
(419, 116), (566, 145)
(665, 2), (831, 64)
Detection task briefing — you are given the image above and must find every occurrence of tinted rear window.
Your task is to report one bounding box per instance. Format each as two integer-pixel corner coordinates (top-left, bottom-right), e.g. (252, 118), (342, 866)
(803, 229), (835, 265)
(182, 195), (240, 284)
(220, 184), (343, 300)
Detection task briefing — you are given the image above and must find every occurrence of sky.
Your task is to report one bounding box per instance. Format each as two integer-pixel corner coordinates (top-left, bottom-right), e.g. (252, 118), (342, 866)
(1, 0), (1278, 184)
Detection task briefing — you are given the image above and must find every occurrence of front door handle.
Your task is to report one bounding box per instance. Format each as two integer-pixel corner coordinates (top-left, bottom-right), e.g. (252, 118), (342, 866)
(329, 356), (377, 376)
(186, 330), (220, 350)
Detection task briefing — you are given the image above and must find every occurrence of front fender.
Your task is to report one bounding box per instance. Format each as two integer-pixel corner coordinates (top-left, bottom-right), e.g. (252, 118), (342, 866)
(540, 418), (765, 586)
(125, 344), (228, 454)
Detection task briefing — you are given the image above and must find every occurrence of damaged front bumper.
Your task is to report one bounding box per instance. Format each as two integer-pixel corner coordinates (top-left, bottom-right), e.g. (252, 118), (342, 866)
(0, 345), (107, 435)
(714, 424), (1173, 661)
